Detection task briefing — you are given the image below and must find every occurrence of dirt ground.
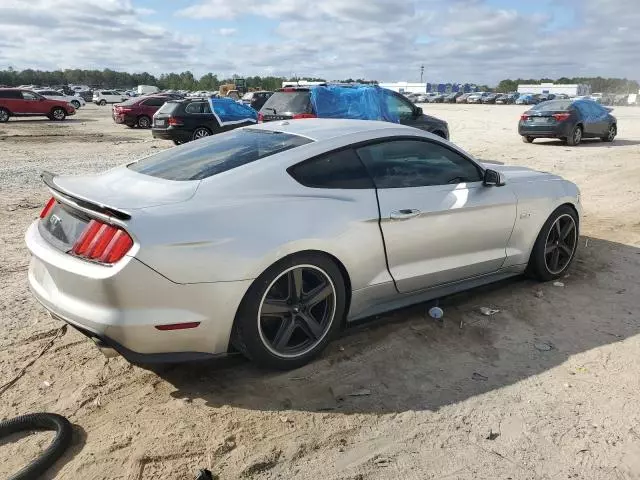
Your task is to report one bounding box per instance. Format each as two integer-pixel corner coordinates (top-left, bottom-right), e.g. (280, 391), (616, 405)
(1, 103), (639, 480)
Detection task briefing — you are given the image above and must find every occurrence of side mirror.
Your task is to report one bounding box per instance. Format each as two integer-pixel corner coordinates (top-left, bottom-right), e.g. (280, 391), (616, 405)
(414, 106), (423, 116)
(483, 169), (505, 186)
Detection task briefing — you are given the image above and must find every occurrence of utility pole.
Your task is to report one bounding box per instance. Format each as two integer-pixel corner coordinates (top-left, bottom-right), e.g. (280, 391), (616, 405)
(420, 65), (424, 83)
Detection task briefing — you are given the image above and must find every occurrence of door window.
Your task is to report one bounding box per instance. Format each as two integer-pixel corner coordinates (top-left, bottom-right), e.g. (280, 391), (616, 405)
(356, 139), (482, 188)
(21, 91), (40, 100)
(185, 101), (211, 114)
(385, 93), (414, 120)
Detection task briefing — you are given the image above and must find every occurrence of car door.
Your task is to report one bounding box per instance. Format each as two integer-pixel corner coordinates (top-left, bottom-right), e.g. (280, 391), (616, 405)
(386, 92), (417, 126)
(21, 90), (44, 114)
(356, 138), (517, 293)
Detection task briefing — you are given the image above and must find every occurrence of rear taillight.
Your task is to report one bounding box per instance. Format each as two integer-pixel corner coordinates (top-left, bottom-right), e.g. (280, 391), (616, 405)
(292, 113), (317, 119)
(258, 112), (264, 123)
(40, 197), (56, 219)
(552, 113), (571, 122)
(168, 116), (184, 126)
(520, 114), (530, 121)
(72, 219), (133, 264)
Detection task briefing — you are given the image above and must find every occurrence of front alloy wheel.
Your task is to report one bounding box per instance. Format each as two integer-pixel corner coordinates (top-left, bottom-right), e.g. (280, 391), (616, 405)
(0, 108), (9, 122)
(603, 124), (616, 142)
(544, 214), (578, 275)
(51, 108), (66, 121)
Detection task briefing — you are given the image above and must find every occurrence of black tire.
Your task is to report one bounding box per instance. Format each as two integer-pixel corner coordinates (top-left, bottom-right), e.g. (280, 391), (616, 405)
(0, 107), (9, 122)
(0, 412), (72, 480)
(51, 107), (66, 121)
(601, 124), (616, 142)
(172, 139), (185, 146)
(432, 130), (447, 139)
(566, 125), (582, 146)
(99, 100), (106, 106)
(70, 100), (81, 109)
(192, 127), (212, 141)
(527, 205), (579, 282)
(137, 115), (151, 129)
(231, 252), (347, 370)
(522, 136), (534, 143)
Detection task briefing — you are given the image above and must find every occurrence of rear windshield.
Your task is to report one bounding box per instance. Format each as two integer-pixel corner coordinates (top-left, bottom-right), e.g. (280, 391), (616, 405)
(156, 101), (180, 115)
(120, 97), (140, 106)
(260, 91), (312, 114)
(532, 100), (572, 111)
(128, 129), (313, 181)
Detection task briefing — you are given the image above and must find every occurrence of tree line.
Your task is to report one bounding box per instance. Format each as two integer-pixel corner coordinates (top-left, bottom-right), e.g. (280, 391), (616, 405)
(0, 67), (358, 91)
(496, 77), (639, 94)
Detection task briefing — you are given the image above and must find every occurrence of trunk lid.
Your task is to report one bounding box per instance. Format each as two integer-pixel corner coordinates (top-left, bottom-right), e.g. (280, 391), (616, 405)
(50, 166), (199, 210)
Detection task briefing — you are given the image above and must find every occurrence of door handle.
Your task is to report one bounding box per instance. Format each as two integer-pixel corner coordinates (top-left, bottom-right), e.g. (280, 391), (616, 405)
(390, 209), (421, 220)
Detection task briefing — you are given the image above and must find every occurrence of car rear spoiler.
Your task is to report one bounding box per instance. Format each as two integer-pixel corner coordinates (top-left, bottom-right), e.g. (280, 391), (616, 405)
(41, 171), (131, 221)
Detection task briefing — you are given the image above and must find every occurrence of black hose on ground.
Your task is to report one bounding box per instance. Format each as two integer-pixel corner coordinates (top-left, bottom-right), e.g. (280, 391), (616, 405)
(0, 412), (72, 480)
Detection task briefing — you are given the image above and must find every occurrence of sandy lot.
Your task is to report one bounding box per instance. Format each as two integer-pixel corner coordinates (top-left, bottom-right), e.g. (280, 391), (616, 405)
(1, 103), (639, 480)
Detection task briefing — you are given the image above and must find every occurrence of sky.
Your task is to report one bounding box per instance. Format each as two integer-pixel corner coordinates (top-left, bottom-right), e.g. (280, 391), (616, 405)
(0, 0), (638, 85)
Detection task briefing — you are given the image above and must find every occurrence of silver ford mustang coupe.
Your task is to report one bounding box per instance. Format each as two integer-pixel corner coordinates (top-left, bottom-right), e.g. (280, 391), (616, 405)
(26, 119), (580, 369)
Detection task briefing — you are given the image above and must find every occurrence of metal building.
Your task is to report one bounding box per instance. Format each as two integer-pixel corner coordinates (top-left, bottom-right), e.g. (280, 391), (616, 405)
(517, 83), (591, 96)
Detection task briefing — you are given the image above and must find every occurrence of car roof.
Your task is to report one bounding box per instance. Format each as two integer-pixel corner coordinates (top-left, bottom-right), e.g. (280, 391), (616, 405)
(248, 118), (418, 142)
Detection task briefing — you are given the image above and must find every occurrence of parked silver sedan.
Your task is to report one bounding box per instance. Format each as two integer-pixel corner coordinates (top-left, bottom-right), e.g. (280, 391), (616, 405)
(26, 119), (581, 369)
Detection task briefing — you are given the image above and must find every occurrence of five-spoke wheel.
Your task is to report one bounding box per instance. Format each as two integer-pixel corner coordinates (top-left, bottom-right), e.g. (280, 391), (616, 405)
(232, 253), (346, 369)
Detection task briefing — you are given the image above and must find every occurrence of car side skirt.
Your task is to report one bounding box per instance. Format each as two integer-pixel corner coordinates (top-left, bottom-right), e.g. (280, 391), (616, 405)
(347, 265), (527, 323)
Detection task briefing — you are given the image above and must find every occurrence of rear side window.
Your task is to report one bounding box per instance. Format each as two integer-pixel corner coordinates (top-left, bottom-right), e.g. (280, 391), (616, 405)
(156, 102), (179, 115)
(128, 129), (313, 181)
(288, 149), (374, 189)
(142, 97), (167, 107)
(261, 91), (312, 114)
(0, 90), (21, 98)
(185, 102), (211, 114)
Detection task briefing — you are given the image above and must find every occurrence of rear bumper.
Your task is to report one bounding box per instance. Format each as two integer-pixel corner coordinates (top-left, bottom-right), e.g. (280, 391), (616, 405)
(25, 221), (252, 362)
(518, 122), (572, 138)
(151, 127), (191, 142)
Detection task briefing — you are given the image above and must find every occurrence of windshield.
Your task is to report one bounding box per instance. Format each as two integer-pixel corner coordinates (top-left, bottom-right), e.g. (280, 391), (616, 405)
(128, 128), (313, 181)
(260, 91), (312, 114)
(531, 100), (573, 111)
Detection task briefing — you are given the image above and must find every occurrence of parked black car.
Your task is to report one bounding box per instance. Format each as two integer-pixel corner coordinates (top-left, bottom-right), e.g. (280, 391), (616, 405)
(258, 87), (449, 139)
(519, 99), (617, 146)
(444, 92), (463, 103)
(152, 98), (255, 145)
(241, 91), (273, 111)
(481, 93), (499, 104)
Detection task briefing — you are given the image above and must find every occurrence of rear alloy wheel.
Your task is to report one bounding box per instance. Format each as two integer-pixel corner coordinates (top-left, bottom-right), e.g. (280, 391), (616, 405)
(137, 115), (151, 128)
(232, 253), (346, 369)
(566, 125), (582, 146)
(522, 136), (534, 143)
(51, 108), (66, 121)
(527, 205), (579, 281)
(71, 100), (81, 109)
(602, 124), (616, 142)
(0, 107), (9, 122)
(192, 127), (211, 141)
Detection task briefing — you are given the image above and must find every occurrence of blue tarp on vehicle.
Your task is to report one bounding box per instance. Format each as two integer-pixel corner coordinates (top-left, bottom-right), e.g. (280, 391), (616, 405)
(207, 97), (257, 126)
(309, 85), (399, 123)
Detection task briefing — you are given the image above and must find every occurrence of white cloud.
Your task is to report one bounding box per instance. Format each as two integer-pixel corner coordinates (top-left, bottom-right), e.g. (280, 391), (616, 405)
(0, 0), (639, 84)
(217, 28), (237, 36)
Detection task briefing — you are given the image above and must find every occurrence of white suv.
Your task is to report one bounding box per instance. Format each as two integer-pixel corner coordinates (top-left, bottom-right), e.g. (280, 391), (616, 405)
(93, 90), (127, 106)
(34, 89), (85, 109)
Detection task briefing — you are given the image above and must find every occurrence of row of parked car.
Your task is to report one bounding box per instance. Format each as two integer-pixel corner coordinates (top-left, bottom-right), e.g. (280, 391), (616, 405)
(403, 91), (574, 105)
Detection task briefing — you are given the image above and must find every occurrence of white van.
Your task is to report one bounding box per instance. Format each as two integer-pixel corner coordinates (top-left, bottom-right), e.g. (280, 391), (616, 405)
(137, 85), (160, 95)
